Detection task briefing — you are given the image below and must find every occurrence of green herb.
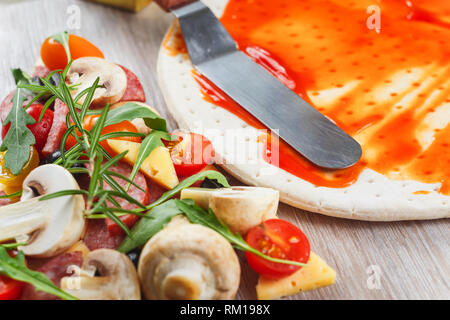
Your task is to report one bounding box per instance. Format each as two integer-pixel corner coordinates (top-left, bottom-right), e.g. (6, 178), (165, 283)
(145, 170), (230, 210)
(0, 88), (36, 175)
(40, 189), (89, 201)
(175, 199), (307, 267)
(16, 56), (225, 237)
(0, 247), (77, 300)
(11, 68), (33, 88)
(0, 242), (27, 249)
(101, 102), (168, 132)
(86, 169), (228, 221)
(0, 190), (22, 199)
(118, 199), (188, 253)
(51, 31), (71, 61)
(1, 67), (77, 175)
(88, 102), (109, 160)
(201, 177), (227, 189)
(118, 195), (306, 267)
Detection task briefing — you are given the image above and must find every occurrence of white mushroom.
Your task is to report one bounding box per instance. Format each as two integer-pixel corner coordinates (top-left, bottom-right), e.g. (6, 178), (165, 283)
(111, 101), (161, 135)
(67, 57), (127, 108)
(61, 249), (140, 300)
(138, 217), (240, 300)
(0, 164), (85, 258)
(181, 186), (279, 235)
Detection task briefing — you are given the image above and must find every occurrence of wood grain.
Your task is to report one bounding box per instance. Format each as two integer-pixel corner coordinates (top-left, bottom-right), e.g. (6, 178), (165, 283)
(0, 0), (448, 300)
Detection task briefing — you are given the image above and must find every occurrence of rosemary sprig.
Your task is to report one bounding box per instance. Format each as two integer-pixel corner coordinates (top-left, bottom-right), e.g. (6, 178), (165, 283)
(28, 62), (169, 235)
(28, 60), (229, 239)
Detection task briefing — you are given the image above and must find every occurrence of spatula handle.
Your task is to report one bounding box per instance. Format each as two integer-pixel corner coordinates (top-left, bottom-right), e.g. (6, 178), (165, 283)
(154, 0), (195, 11)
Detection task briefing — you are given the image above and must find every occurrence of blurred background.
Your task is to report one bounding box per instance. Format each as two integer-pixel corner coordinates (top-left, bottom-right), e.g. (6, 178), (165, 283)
(0, 0), (153, 11)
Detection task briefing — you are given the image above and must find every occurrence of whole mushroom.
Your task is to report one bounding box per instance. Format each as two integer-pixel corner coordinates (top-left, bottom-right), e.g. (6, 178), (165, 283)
(67, 57), (127, 108)
(60, 249), (141, 300)
(0, 164), (85, 258)
(138, 217), (240, 300)
(181, 186), (279, 235)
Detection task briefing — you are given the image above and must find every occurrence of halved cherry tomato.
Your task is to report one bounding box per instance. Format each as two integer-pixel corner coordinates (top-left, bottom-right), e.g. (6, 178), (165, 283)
(65, 115), (141, 156)
(0, 147), (39, 187)
(0, 275), (25, 300)
(106, 213), (141, 237)
(2, 104), (54, 155)
(41, 34), (104, 70)
(245, 219), (310, 279)
(167, 132), (214, 178)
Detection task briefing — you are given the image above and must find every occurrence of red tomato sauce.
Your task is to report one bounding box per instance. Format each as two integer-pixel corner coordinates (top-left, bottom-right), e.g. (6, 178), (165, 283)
(164, 0), (450, 194)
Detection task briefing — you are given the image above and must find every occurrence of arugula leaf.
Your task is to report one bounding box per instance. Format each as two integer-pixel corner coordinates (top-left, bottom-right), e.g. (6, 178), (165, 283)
(118, 199), (188, 253)
(11, 68), (33, 86)
(125, 130), (168, 191)
(0, 247), (77, 300)
(174, 199), (307, 267)
(146, 170), (230, 210)
(102, 102), (168, 132)
(51, 31), (71, 61)
(201, 177), (227, 189)
(0, 88), (36, 175)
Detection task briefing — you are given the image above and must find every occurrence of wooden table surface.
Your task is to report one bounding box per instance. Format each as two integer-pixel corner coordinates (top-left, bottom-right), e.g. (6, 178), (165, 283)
(0, 0), (448, 300)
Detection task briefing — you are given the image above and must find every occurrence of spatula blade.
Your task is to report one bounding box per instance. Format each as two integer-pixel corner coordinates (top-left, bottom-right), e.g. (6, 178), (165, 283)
(173, 1), (362, 169)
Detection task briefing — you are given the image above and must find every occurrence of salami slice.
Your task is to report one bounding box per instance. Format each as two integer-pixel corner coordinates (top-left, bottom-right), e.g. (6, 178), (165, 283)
(83, 161), (149, 236)
(0, 90), (33, 124)
(41, 99), (69, 158)
(104, 161), (149, 208)
(0, 191), (12, 206)
(0, 91), (15, 123)
(103, 161), (149, 235)
(148, 178), (167, 203)
(83, 219), (125, 251)
(118, 65), (146, 102)
(32, 65), (51, 79)
(20, 252), (82, 300)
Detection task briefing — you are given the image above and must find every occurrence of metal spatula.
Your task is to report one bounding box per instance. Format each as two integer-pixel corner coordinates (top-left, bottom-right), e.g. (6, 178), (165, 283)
(155, 0), (362, 169)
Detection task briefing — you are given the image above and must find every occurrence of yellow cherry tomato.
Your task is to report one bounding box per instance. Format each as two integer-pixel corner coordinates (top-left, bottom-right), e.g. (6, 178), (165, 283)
(0, 147), (39, 187)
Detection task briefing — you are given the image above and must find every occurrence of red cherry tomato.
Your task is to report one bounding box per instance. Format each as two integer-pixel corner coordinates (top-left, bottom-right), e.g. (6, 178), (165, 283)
(41, 34), (104, 70)
(2, 104), (54, 155)
(65, 115), (141, 156)
(245, 219), (310, 279)
(168, 132), (214, 178)
(106, 212), (141, 237)
(0, 275), (25, 300)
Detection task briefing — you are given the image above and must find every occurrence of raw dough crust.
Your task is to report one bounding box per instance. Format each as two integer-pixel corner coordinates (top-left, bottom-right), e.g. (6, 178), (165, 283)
(157, 0), (450, 221)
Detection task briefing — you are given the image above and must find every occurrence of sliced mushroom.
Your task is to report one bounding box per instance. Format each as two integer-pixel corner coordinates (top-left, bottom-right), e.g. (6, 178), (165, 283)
(111, 101), (160, 135)
(181, 186), (279, 235)
(138, 219), (240, 300)
(67, 57), (127, 108)
(60, 249), (140, 300)
(0, 164), (85, 258)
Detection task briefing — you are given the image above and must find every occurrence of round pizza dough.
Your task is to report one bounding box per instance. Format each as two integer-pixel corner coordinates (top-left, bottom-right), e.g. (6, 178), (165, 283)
(157, 0), (450, 221)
